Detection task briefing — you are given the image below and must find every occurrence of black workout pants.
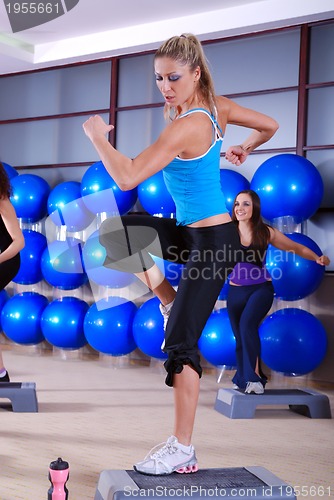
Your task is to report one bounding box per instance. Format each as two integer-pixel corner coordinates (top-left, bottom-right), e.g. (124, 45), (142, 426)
(227, 281), (274, 389)
(99, 215), (241, 386)
(0, 254), (20, 291)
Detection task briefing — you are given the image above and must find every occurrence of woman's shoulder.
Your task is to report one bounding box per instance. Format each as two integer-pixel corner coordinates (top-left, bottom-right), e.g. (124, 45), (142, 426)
(0, 196), (14, 215)
(171, 108), (212, 133)
(214, 96), (232, 131)
(267, 225), (279, 241)
(215, 95), (232, 113)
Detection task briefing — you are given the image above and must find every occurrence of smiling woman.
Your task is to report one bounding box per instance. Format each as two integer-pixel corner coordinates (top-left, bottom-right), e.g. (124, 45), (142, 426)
(227, 189), (330, 395)
(83, 32), (279, 476)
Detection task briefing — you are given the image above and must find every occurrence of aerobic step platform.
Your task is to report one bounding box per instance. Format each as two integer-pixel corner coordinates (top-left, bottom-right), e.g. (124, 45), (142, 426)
(215, 388), (332, 419)
(95, 467), (296, 500)
(0, 382), (38, 412)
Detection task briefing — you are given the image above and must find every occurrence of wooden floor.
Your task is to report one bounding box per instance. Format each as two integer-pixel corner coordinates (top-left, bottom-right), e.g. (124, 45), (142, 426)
(0, 344), (333, 500)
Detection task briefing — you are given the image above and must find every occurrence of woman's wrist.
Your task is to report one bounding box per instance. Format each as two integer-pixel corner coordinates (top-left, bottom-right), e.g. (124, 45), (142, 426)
(240, 144), (251, 154)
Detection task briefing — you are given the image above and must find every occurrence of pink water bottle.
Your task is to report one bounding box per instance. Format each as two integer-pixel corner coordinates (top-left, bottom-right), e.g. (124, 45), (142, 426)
(48, 457), (69, 499)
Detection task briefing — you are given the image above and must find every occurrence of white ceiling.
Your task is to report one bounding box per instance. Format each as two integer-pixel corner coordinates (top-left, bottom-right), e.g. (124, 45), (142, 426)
(0, 0), (333, 75)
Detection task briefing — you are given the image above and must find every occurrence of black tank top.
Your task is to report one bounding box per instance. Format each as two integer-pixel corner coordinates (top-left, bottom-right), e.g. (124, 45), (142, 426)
(0, 214), (13, 252)
(240, 243), (267, 268)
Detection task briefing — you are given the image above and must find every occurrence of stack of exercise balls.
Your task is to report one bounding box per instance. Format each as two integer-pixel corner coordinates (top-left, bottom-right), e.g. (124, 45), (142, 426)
(250, 153), (327, 376)
(1, 161), (141, 354)
(79, 162), (140, 356)
(1, 161), (253, 364)
(2, 156), (328, 379)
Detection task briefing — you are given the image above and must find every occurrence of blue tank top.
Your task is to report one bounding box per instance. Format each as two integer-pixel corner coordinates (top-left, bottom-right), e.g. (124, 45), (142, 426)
(163, 108), (228, 226)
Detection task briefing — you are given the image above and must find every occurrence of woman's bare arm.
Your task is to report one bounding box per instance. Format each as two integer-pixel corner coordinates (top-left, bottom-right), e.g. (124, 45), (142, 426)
(269, 227), (330, 266)
(83, 114), (193, 190)
(217, 96), (279, 166)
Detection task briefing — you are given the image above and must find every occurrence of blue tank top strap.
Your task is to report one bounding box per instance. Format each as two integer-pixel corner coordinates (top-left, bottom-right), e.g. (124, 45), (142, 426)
(178, 108), (223, 140)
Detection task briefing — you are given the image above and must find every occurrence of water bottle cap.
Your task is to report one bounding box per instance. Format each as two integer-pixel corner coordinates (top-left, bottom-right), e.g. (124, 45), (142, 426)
(49, 457), (69, 470)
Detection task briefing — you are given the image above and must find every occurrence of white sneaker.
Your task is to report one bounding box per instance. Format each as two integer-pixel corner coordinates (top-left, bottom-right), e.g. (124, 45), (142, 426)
(232, 384), (239, 390)
(133, 436), (198, 476)
(159, 299), (175, 331)
(245, 381), (264, 394)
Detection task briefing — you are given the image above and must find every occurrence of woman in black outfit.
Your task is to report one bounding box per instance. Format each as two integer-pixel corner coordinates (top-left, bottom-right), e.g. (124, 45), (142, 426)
(227, 190), (330, 394)
(0, 163), (25, 382)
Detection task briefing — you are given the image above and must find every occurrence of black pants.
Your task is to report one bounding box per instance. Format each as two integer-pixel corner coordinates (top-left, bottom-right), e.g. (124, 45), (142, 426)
(0, 254), (20, 290)
(99, 215), (241, 386)
(227, 281), (274, 389)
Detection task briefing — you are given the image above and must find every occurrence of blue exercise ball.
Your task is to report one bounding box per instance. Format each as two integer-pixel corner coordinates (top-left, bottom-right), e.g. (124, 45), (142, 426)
(82, 229), (136, 288)
(0, 289), (10, 331)
(132, 297), (168, 360)
(2, 162), (18, 180)
(138, 171), (176, 217)
(260, 308), (327, 376)
(81, 161), (137, 215)
(151, 255), (184, 287)
(41, 238), (88, 290)
(48, 181), (95, 232)
(198, 308), (236, 367)
(13, 229), (47, 285)
(1, 292), (48, 345)
(10, 174), (50, 223)
(41, 297), (89, 350)
(251, 154), (324, 222)
(265, 232), (325, 300)
(220, 169), (250, 215)
(83, 297), (137, 356)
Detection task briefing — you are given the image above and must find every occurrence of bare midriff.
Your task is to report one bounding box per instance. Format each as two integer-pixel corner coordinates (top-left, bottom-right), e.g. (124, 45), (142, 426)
(187, 213), (232, 228)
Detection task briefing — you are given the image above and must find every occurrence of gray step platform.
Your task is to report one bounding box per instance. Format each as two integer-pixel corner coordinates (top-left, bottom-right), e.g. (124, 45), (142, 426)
(0, 382), (38, 412)
(215, 387), (332, 419)
(95, 467), (296, 500)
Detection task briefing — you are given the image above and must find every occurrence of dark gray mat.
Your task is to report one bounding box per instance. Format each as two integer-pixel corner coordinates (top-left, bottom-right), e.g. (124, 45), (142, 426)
(127, 467), (265, 489)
